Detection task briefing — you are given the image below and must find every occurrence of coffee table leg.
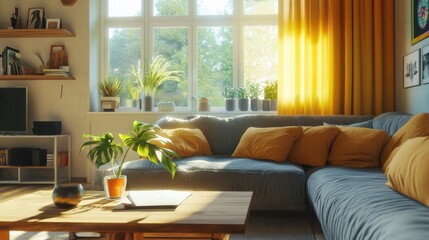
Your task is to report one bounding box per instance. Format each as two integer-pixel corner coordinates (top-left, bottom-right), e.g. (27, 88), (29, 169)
(106, 232), (138, 240)
(0, 230), (9, 240)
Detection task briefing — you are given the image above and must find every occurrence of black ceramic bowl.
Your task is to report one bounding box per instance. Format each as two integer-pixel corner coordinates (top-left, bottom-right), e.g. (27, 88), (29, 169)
(52, 183), (85, 208)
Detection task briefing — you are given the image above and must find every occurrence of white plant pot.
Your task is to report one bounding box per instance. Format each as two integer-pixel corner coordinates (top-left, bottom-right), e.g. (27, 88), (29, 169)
(101, 97), (120, 112)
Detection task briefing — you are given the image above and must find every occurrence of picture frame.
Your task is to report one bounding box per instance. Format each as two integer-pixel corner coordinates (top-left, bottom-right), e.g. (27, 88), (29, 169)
(412, 0), (429, 45)
(26, 7), (45, 29)
(46, 18), (62, 29)
(421, 44), (429, 84)
(403, 50), (421, 88)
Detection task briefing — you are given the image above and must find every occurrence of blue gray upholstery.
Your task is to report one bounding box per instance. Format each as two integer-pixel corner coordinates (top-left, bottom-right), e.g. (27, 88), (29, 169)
(307, 167), (429, 240)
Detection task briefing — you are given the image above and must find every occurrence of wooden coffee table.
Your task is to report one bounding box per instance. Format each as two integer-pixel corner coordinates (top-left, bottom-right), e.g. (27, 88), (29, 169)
(0, 190), (252, 240)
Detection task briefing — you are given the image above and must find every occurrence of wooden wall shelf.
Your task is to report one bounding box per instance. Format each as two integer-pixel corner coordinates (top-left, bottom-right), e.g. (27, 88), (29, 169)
(0, 75), (75, 80)
(0, 29), (75, 38)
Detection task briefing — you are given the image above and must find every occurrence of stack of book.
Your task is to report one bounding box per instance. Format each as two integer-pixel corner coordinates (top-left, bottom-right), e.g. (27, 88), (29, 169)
(47, 153), (55, 167)
(43, 68), (70, 77)
(1, 46), (22, 75)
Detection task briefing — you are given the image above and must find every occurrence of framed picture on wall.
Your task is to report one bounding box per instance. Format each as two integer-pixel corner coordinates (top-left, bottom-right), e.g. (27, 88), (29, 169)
(412, 0), (429, 45)
(421, 45), (429, 84)
(404, 50), (421, 88)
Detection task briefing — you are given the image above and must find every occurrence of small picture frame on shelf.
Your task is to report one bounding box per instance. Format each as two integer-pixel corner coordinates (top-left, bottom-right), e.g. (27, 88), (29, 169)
(421, 44), (429, 85)
(403, 49), (421, 88)
(26, 7), (45, 29)
(46, 18), (62, 29)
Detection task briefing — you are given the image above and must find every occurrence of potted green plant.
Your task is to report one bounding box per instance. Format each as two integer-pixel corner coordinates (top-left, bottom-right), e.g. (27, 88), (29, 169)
(247, 81), (261, 111)
(98, 78), (122, 112)
(237, 87), (249, 111)
(223, 86), (237, 111)
(132, 55), (182, 111)
(80, 121), (178, 199)
(263, 80), (277, 111)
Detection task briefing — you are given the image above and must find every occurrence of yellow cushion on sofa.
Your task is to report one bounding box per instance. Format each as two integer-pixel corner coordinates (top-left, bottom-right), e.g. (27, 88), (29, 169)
(287, 126), (341, 167)
(385, 137), (429, 207)
(232, 126), (303, 162)
(328, 127), (388, 168)
(381, 113), (429, 170)
(154, 128), (212, 157)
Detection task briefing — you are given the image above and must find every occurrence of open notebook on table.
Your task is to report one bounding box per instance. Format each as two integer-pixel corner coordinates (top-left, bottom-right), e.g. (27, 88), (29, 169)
(115, 190), (192, 210)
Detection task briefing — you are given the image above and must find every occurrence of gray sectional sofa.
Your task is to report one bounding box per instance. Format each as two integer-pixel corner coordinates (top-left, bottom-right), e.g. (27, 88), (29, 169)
(97, 112), (429, 239)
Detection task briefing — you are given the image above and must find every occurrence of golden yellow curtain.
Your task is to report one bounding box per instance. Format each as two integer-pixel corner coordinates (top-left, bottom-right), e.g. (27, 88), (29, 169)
(278, 0), (394, 115)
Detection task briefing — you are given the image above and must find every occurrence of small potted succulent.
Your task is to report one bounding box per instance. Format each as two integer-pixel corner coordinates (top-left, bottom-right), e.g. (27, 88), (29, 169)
(98, 78), (122, 112)
(80, 121), (178, 199)
(237, 87), (249, 111)
(223, 86), (237, 111)
(247, 81), (261, 111)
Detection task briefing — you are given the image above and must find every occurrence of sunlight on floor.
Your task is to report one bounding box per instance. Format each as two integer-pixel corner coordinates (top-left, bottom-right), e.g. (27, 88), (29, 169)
(10, 231), (69, 240)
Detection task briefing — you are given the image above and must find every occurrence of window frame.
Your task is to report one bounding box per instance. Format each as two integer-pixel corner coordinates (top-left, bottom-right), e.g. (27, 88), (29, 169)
(100, 0), (278, 112)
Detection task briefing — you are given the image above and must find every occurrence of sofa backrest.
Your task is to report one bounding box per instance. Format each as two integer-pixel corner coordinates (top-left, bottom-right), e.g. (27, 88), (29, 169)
(156, 114), (375, 155)
(372, 112), (412, 137)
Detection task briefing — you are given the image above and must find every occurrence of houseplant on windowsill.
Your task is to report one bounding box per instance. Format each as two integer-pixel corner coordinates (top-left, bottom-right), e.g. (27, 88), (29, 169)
(237, 87), (249, 111)
(223, 86), (236, 111)
(247, 81), (261, 111)
(263, 80), (278, 111)
(98, 78), (122, 112)
(80, 121), (178, 199)
(132, 55), (182, 111)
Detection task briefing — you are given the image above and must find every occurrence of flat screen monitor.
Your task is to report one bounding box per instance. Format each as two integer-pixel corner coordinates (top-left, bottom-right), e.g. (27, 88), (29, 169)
(0, 86), (28, 134)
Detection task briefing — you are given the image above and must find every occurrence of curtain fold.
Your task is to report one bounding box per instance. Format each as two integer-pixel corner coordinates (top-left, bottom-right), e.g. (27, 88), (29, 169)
(278, 0), (394, 116)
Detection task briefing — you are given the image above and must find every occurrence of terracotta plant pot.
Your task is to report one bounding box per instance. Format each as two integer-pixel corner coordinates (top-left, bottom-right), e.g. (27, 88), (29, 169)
(103, 175), (127, 199)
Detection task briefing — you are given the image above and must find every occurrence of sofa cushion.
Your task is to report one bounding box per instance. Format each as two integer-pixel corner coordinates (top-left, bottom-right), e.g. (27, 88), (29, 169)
(381, 113), (429, 169)
(385, 137), (429, 207)
(154, 128), (212, 157)
(328, 127), (388, 168)
(232, 126), (303, 162)
(112, 156), (307, 211)
(307, 167), (429, 240)
(156, 115), (297, 155)
(372, 112), (412, 137)
(287, 126), (341, 167)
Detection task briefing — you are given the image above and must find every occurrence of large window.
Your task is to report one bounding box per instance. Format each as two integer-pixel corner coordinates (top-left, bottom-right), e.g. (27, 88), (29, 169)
(103, 0), (278, 110)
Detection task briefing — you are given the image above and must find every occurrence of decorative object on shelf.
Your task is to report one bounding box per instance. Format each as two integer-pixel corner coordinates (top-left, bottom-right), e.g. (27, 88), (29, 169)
(52, 183), (84, 208)
(2, 46), (21, 75)
(198, 98), (210, 111)
(263, 80), (278, 111)
(158, 102), (176, 112)
(49, 45), (67, 69)
(403, 50), (421, 88)
(26, 7), (45, 29)
(223, 86), (236, 111)
(98, 78), (121, 112)
(46, 19), (62, 29)
(412, 0), (429, 45)
(132, 55), (182, 111)
(61, 0), (78, 6)
(247, 81), (261, 111)
(10, 7), (22, 29)
(34, 50), (48, 73)
(421, 44), (429, 85)
(237, 87), (249, 111)
(80, 121), (178, 199)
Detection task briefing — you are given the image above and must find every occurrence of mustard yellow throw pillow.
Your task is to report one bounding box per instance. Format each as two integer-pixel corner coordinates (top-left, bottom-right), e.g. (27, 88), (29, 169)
(232, 126), (303, 162)
(385, 137), (429, 207)
(154, 128), (212, 158)
(381, 113), (429, 170)
(328, 127), (388, 168)
(287, 126), (341, 167)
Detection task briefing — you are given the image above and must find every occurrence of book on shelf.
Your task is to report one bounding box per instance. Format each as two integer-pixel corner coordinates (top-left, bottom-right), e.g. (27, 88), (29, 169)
(43, 68), (70, 76)
(116, 190), (192, 210)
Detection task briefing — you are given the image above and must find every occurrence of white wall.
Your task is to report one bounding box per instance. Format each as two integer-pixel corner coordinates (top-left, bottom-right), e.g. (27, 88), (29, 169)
(395, 0), (429, 114)
(0, 1), (91, 181)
